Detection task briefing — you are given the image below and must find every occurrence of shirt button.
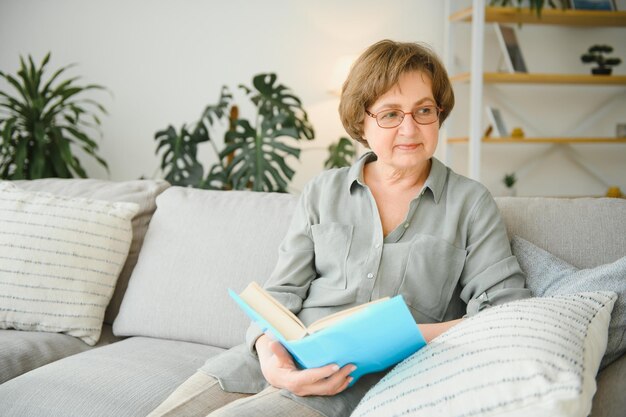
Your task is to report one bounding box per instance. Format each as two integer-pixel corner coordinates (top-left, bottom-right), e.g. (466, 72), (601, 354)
(367, 273), (374, 279)
(404, 223), (410, 229)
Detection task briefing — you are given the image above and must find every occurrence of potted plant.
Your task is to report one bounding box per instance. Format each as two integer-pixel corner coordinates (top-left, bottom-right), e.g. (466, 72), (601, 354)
(581, 45), (622, 75)
(155, 73), (314, 192)
(0, 53), (109, 179)
(489, 0), (567, 17)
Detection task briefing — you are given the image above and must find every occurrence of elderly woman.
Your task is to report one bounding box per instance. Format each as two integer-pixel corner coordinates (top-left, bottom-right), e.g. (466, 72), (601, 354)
(149, 39), (530, 417)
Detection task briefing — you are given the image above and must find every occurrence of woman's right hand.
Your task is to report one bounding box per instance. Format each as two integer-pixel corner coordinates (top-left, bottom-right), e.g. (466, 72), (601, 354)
(255, 334), (355, 397)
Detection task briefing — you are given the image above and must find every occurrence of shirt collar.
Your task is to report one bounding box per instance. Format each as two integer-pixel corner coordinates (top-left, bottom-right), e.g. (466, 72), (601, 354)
(347, 152), (447, 204)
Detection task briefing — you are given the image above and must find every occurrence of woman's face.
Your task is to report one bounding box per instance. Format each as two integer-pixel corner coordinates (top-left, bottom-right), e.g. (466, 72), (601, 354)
(363, 70), (439, 172)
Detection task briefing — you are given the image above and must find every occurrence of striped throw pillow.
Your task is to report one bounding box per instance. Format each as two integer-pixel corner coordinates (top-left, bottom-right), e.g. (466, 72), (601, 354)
(352, 291), (616, 417)
(0, 182), (138, 345)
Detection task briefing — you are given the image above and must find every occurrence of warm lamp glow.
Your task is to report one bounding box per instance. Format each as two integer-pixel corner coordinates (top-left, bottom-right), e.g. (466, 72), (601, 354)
(328, 54), (357, 96)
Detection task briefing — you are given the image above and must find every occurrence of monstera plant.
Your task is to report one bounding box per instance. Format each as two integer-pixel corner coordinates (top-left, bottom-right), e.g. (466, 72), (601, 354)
(0, 53), (108, 179)
(155, 73), (314, 192)
(324, 137), (356, 169)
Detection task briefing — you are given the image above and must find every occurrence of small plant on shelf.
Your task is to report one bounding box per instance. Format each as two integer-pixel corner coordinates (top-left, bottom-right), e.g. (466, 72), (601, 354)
(489, 0), (567, 17)
(581, 45), (622, 76)
(503, 172), (517, 196)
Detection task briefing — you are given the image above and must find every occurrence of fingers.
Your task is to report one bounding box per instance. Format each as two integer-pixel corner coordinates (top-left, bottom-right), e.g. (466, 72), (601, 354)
(289, 363), (356, 397)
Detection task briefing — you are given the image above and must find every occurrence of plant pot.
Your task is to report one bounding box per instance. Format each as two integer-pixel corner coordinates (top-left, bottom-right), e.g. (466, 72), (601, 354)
(592, 67), (612, 75)
(504, 187), (517, 197)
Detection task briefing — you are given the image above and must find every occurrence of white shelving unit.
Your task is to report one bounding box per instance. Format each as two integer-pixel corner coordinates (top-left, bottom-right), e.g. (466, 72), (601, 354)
(443, 0), (626, 184)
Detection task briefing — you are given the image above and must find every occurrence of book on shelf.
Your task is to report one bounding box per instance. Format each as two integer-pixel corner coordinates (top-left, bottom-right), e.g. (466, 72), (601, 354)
(494, 24), (528, 73)
(229, 281), (427, 385)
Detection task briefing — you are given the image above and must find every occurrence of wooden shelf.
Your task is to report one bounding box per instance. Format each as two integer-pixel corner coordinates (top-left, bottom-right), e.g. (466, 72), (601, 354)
(448, 137), (626, 144)
(450, 6), (626, 27)
(451, 72), (626, 85)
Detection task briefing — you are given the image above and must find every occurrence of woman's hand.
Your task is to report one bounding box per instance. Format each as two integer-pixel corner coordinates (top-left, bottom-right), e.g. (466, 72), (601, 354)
(255, 334), (355, 397)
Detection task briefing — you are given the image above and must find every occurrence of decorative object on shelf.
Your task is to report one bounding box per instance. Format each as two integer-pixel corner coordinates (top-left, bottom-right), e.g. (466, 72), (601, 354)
(486, 106), (509, 137)
(606, 186), (623, 198)
(581, 45), (622, 75)
(511, 127), (525, 138)
(570, 0), (616, 11)
(488, 0), (569, 17)
(154, 73), (314, 192)
(494, 24), (528, 73)
(617, 123), (626, 138)
(503, 172), (518, 196)
(324, 137), (356, 169)
(0, 53), (109, 179)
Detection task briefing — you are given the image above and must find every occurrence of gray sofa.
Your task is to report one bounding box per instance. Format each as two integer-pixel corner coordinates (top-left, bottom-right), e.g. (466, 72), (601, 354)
(0, 178), (624, 417)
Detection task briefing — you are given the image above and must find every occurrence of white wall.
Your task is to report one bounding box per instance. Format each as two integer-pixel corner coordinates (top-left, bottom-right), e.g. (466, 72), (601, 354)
(1, 0), (624, 196)
(0, 0), (444, 192)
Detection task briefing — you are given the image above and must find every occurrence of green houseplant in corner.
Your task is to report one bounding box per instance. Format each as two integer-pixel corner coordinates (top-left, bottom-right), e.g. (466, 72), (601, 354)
(155, 73), (315, 192)
(0, 53), (109, 179)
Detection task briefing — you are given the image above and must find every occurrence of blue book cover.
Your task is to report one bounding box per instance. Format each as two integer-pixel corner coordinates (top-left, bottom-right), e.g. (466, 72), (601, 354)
(229, 282), (426, 385)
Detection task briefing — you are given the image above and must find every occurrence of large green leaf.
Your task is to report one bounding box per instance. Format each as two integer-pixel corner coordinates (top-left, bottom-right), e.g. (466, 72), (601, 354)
(154, 122), (209, 187)
(0, 52), (108, 179)
(324, 137), (356, 169)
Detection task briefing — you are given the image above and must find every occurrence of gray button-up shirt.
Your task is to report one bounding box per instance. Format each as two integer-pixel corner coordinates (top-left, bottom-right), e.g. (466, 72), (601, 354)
(201, 153), (530, 417)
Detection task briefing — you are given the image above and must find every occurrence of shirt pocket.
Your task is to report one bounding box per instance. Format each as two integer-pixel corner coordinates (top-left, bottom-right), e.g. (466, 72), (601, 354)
(398, 235), (466, 322)
(310, 223), (353, 290)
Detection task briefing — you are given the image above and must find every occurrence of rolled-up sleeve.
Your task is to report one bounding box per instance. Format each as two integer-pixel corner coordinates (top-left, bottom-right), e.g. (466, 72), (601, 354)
(459, 191), (531, 316)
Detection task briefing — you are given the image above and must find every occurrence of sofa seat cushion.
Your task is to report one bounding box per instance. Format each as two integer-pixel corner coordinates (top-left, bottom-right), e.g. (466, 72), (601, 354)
(0, 324), (120, 384)
(0, 336), (224, 417)
(12, 178), (170, 324)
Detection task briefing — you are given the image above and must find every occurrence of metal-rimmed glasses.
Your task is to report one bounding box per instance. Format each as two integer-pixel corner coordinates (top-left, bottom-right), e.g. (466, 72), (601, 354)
(365, 105), (442, 128)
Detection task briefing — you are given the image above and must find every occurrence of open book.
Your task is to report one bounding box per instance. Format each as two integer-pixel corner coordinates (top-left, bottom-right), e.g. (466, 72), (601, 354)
(229, 282), (427, 385)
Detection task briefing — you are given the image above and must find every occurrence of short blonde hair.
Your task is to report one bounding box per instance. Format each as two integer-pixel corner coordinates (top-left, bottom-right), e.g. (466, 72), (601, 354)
(339, 40), (454, 146)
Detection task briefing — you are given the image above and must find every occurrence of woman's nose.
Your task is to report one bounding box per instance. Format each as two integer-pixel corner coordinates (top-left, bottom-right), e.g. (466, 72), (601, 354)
(398, 112), (419, 134)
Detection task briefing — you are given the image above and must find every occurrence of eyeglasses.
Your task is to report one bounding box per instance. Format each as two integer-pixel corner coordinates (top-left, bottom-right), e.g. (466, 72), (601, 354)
(365, 105), (442, 128)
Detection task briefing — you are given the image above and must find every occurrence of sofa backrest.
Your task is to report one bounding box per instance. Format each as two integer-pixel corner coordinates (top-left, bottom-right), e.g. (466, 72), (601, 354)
(113, 187), (299, 348)
(495, 197), (626, 269)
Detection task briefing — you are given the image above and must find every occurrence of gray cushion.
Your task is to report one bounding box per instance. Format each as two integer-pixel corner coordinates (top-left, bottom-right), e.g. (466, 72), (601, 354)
(0, 336), (224, 417)
(0, 324), (120, 384)
(13, 178), (170, 324)
(512, 236), (626, 370)
(113, 188), (297, 348)
(495, 197), (626, 269)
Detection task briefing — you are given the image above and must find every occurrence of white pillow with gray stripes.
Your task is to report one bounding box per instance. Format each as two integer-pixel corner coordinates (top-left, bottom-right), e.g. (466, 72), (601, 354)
(353, 291), (616, 417)
(0, 182), (138, 345)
